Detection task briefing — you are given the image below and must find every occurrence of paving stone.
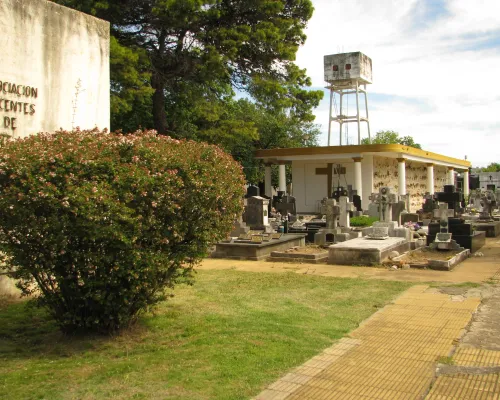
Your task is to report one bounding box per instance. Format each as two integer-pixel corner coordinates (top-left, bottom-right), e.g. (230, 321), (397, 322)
(254, 286), (482, 399)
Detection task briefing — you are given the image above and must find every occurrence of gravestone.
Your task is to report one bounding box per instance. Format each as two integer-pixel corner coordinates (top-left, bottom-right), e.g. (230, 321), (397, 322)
(322, 198), (340, 231)
(435, 203), (451, 233)
(422, 192), (438, 215)
(274, 194), (297, 215)
(469, 189), (483, 210)
(229, 215), (250, 237)
(399, 194), (410, 213)
(353, 194), (362, 212)
(244, 196), (272, 232)
(392, 199), (407, 225)
(364, 220), (412, 242)
(401, 212), (421, 225)
(430, 203), (462, 250)
(430, 232), (461, 250)
(367, 226), (389, 240)
(332, 186), (349, 202)
(245, 185), (260, 198)
(435, 185), (463, 215)
(427, 215), (484, 251)
(367, 202), (379, 219)
(338, 196), (355, 228)
(314, 198), (343, 245)
(480, 191), (497, 220)
(369, 187), (398, 223)
(1, 0), (110, 137)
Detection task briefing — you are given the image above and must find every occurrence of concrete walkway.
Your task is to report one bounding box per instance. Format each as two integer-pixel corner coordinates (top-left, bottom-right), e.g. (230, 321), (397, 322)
(201, 238), (500, 399)
(427, 286), (500, 399)
(254, 285), (483, 399)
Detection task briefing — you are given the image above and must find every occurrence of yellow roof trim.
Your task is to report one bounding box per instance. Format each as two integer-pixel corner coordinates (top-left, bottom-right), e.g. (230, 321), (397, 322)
(255, 144), (471, 168)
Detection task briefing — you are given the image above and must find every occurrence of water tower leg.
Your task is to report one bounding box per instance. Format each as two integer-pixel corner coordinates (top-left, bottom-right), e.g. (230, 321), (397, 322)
(339, 91), (343, 145)
(364, 85), (371, 142)
(355, 80), (361, 145)
(327, 89), (333, 146)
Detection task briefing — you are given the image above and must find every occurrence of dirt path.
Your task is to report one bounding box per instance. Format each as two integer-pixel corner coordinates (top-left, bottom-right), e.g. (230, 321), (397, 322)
(200, 238), (500, 284)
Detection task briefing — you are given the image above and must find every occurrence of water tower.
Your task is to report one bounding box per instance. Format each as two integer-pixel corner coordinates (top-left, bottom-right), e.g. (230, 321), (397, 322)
(324, 52), (372, 145)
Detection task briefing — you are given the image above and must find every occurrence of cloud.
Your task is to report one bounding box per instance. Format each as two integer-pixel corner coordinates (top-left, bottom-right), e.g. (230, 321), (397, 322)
(297, 0), (500, 167)
(404, 0), (451, 33)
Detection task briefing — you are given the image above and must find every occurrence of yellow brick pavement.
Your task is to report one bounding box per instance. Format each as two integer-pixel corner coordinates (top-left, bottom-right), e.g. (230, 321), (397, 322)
(253, 285), (481, 400)
(426, 374), (500, 400)
(453, 348), (500, 368)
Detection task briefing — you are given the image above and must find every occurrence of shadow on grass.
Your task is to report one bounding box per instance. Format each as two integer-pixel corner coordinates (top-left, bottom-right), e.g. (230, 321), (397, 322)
(0, 298), (143, 361)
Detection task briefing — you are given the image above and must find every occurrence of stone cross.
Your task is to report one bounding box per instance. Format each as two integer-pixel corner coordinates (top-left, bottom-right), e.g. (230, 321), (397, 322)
(436, 202), (450, 233)
(320, 198), (340, 230)
(399, 194), (410, 213)
(338, 196), (355, 228)
(315, 163), (334, 198)
(369, 187), (398, 223)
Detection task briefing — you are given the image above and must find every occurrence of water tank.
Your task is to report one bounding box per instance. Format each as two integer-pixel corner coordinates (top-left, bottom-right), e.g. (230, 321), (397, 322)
(324, 52), (372, 85)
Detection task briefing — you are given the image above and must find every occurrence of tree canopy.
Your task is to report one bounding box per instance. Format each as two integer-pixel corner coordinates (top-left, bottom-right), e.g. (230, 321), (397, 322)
(361, 130), (422, 149)
(52, 0), (323, 183)
(54, 0), (322, 131)
(476, 163), (500, 172)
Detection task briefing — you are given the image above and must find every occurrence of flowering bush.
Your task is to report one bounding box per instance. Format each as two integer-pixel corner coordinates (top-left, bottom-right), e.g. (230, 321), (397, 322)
(0, 129), (245, 332)
(403, 222), (421, 231)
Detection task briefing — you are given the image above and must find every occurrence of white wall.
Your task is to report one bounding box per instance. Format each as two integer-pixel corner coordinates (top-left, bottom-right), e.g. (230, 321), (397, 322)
(0, 0), (110, 138)
(478, 171), (500, 190)
(292, 160), (355, 213)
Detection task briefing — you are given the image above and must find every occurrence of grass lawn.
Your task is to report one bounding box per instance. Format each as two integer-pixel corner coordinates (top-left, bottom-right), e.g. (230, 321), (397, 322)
(0, 269), (411, 400)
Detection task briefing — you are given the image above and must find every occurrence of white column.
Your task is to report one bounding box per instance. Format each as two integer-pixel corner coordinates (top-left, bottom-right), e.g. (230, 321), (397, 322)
(448, 167), (455, 185)
(264, 164), (272, 197)
(278, 163), (286, 193)
(426, 163), (434, 195)
(397, 158), (406, 196)
(353, 157), (363, 200)
(463, 170), (470, 197)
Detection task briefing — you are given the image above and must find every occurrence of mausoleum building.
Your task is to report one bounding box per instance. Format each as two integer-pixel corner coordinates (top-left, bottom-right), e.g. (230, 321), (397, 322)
(255, 144), (471, 213)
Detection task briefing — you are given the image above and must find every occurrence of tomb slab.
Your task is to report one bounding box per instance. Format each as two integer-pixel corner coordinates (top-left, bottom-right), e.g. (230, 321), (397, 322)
(212, 234), (306, 261)
(328, 237), (410, 265)
(471, 221), (500, 238)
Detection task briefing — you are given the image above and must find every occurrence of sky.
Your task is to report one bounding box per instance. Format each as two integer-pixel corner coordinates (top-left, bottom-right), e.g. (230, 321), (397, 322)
(295, 0), (500, 167)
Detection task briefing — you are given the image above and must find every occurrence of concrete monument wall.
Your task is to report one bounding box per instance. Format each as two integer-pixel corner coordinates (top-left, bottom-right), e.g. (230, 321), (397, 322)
(291, 156), (456, 214)
(373, 156), (423, 212)
(374, 157), (449, 212)
(0, 0), (110, 138)
(434, 166), (447, 193)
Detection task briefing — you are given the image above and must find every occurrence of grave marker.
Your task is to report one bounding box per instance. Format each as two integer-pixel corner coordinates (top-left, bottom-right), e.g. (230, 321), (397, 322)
(338, 196), (355, 228)
(369, 187), (398, 223)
